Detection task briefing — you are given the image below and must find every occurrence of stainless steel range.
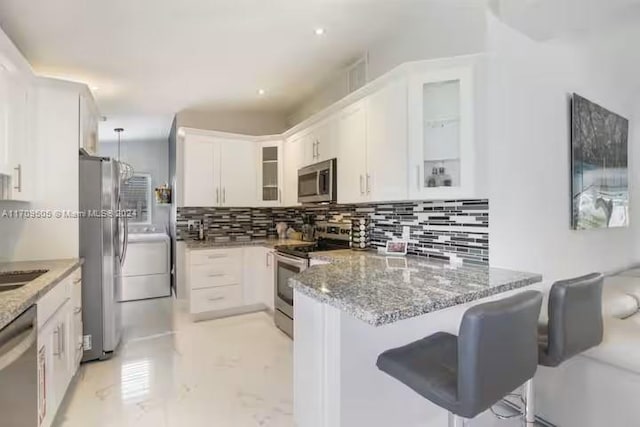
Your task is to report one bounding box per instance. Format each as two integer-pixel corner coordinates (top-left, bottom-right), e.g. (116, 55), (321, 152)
(273, 222), (351, 338)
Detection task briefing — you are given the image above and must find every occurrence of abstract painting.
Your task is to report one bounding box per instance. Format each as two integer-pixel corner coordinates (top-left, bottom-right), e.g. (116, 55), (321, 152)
(572, 94), (629, 229)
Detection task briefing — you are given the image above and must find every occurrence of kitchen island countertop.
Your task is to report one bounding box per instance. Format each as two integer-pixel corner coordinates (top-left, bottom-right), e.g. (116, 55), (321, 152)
(291, 250), (542, 326)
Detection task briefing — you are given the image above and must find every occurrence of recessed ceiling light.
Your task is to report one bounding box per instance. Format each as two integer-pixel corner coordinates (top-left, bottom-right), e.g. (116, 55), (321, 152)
(315, 28), (326, 36)
(257, 89), (266, 96)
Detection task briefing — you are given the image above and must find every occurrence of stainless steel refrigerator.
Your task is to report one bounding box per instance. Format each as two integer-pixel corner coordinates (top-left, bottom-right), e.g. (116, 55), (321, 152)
(79, 155), (127, 361)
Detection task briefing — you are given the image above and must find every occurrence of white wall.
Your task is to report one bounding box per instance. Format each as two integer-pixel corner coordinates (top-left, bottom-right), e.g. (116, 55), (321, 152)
(177, 109), (287, 136)
(100, 138), (170, 231)
(287, 1), (487, 126)
(486, 12), (640, 281)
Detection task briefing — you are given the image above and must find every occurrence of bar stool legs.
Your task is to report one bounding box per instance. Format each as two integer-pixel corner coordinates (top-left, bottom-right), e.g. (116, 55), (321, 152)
(448, 412), (467, 427)
(522, 379), (536, 425)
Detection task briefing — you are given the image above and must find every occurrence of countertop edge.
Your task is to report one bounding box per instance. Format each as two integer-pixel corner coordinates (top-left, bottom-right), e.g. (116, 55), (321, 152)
(291, 268), (543, 327)
(0, 258), (84, 330)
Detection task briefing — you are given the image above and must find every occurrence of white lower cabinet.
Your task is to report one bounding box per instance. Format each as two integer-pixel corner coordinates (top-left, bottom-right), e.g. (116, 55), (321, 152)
(187, 246), (275, 317)
(37, 267), (82, 427)
(243, 247), (275, 310)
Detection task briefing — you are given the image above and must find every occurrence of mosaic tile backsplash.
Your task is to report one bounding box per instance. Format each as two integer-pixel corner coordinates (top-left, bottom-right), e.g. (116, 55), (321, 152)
(177, 200), (489, 264)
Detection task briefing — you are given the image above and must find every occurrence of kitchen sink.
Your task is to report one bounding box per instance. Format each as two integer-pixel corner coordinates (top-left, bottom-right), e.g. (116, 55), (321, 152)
(0, 270), (48, 292)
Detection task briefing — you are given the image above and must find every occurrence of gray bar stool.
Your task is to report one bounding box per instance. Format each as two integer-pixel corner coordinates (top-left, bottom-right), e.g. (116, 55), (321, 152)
(522, 273), (604, 423)
(376, 291), (543, 426)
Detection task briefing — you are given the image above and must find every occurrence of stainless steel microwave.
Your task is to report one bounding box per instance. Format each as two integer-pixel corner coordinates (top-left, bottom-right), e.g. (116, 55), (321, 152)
(298, 158), (337, 203)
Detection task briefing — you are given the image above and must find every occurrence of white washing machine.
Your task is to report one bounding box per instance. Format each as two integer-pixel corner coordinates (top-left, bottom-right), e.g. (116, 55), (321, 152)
(119, 231), (171, 302)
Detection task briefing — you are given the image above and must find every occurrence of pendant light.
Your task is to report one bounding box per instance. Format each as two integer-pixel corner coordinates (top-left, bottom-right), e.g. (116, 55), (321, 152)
(114, 127), (134, 182)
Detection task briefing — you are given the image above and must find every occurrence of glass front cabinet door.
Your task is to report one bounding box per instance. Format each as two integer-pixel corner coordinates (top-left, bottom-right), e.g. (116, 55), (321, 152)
(408, 66), (474, 200)
(257, 140), (284, 206)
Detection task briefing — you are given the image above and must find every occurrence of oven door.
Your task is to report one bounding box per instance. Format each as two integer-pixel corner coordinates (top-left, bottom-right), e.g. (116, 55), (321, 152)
(274, 253), (308, 318)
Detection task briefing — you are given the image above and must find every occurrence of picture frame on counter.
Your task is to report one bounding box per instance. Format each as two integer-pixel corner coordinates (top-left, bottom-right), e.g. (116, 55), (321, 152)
(385, 240), (408, 256)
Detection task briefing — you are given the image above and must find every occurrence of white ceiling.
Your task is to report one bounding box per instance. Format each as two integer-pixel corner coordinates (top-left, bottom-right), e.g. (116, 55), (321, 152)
(0, 0), (440, 141)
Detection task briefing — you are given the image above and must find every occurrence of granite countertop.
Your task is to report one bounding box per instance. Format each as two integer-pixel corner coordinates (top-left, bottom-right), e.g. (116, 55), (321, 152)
(0, 258), (83, 330)
(291, 250), (542, 326)
(185, 238), (312, 250)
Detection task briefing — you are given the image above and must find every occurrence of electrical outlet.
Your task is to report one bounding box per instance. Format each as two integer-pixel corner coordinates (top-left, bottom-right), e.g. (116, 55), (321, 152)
(402, 226), (411, 240)
(83, 334), (92, 351)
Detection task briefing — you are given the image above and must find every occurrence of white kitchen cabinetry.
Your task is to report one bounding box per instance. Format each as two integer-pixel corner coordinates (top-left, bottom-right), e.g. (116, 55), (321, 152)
(187, 246), (275, 318)
(283, 135), (305, 206)
(337, 80), (409, 204)
(257, 140), (284, 206)
(187, 248), (244, 314)
(408, 65), (474, 200)
(0, 67), (9, 177)
(37, 267), (82, 427)
(243, 247), (275, 310)
(0, 58), (34, 201)
(6, 72), (32, 201)
(183, 134), (219, 206)
(182, 132), (257, 207)
(302, 117), (338, 166)
(366, 78), (409, 202)
(78, 92), (99, 156)
(337, 102), (368, 204)
(219, 138), (257, 207)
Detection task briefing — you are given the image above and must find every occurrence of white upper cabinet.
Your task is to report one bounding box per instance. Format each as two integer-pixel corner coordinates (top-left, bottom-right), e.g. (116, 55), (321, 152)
(408, 65), (475, 200)
(337, 79), (409, 204)
(6, 74), (33, 201)
(366, 78), (408, 202)
(337, 101), (367, 204)
(78, 92), (99, 156)
(298, 116), (338, 167)
(257, 139), (284, 206)
(0, 68), (10, 177)
(181, 131), (257, 207)
(0, 55), (35, 201)
(183, 134), (219, 206)
(283, 134), (305, 206)
(218, 138), (257, 207)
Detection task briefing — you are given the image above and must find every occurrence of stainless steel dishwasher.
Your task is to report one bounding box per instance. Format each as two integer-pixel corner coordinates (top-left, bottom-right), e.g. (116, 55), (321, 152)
(0, 306), (37, 427)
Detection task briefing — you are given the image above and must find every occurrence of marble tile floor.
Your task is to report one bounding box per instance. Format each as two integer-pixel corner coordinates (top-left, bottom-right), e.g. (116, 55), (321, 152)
(54, 297), (543, 427)
(54, 297), (293, 427)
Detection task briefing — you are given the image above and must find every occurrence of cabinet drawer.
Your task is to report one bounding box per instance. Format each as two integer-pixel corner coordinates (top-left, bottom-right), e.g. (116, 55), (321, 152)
(37, 275), (72, 328)
(190, 248), (242, 266)
(190, 285), (242, 313)
(190, 264), (241, 289)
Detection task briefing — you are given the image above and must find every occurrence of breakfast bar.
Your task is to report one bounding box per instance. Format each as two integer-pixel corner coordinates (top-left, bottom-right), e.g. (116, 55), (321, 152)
(290, 251), (542, 427)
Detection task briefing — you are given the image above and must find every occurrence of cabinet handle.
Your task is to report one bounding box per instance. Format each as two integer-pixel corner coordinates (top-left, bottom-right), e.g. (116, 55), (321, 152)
(266, 252), (271, 267)
(359, 175), (364, 195)
(416, 165), (421, 189)
(316, 140), (320, 159)
(216, 188), (220, 204)
(278, 189), (282, 203)
(366, 174), (371, 194)
(207, 273), (224, 277)
(207, 254), (227, 259)
(60, 323), (65, 356)
(74, 307), (82, 315)
(53, 326), (61, 356)
(207, 296), (225, 302)
(223, 188), (226, 204)
(13, 164), (21, 192)
(73, 277), (82, 285)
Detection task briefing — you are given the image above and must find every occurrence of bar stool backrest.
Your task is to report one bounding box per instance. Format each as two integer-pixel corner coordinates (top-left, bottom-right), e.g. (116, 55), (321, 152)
(543, 272), (604, 367)
(457, 290), (543, 418)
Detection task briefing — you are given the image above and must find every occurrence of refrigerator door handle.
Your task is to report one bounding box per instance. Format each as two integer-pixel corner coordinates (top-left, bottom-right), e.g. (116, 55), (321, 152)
(120, 215), (129, 266)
